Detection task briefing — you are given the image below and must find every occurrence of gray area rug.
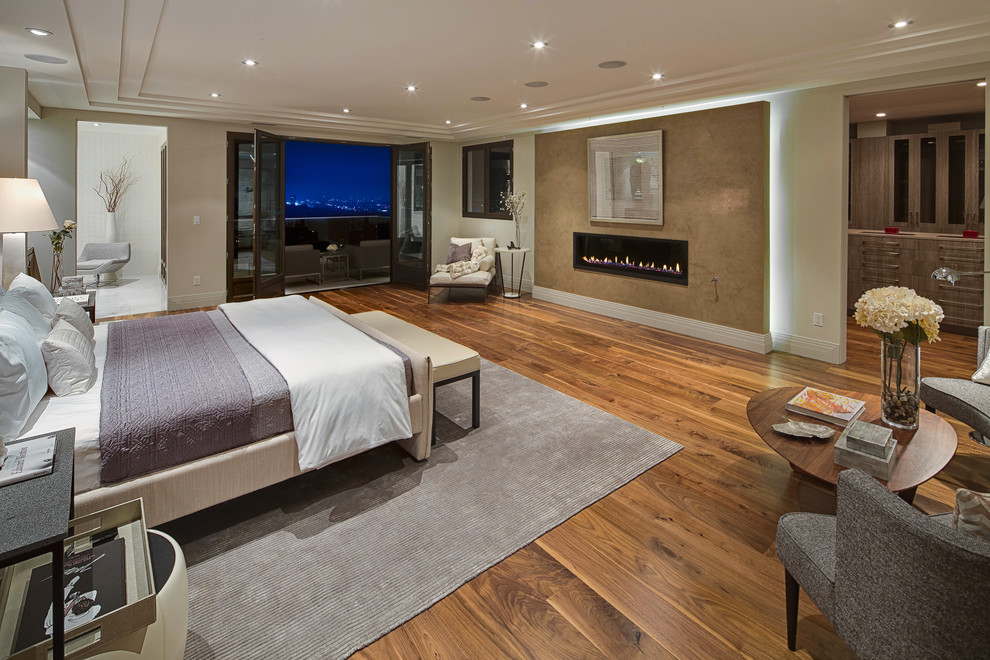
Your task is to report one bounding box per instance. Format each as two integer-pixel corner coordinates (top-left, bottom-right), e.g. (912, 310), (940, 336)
(168, 360), (682, 659)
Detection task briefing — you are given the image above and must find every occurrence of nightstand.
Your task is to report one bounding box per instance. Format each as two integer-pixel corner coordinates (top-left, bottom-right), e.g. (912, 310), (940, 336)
(0, 428), (75, 660)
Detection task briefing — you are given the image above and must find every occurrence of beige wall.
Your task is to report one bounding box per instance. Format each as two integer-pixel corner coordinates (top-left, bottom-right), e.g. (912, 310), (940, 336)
(0, 66), (27, 178)
(453, 134), (536, 290)
(28, 108), (408, 307)
(533, 103), (770, 335)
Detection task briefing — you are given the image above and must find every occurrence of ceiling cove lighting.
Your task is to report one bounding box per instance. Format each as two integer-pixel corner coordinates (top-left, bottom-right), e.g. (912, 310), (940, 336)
(889, 20), (913, 28)
(210, 92), (221, 98)
(876, 112), (887, 118)
(26, 28), (53, 37)
(532, 41), (547, 49)
(242, 59), (259, 66)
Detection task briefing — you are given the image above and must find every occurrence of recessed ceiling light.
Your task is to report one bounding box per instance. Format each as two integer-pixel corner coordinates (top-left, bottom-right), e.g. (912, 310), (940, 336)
(525, 81), (548, 88)
(406, 85), (417, 92)
(93, 123), (101, 127)
(598, 60), (626, 69)
(651, 73), (663, 81)
(470, 96), (490, 102)
(445, 120), (452, 124)
(533, 41), (547, 49)
(342, 108), (350, 113)
(979, 81), (988, 87)
(889, 20), (913, 28)
(876, 112), (887, 118)
(210, 92), (221, 98)
(242, 59), (258, 66)
(520, 103), (528, 109)
(26, 28), (53, 37)
(24, 54), (67, 64)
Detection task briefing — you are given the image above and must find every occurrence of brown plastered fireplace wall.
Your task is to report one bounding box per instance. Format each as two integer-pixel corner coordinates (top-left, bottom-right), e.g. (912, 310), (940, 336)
(534, 101), (770, 335)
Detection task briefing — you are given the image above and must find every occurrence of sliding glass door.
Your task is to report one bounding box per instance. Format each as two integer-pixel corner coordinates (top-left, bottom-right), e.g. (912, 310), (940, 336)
(254, 130), (285, 298)
(391, 143), (431, 289)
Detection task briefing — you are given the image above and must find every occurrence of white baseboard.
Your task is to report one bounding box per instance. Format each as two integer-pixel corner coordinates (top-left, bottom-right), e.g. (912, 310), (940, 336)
(532, 286), (774, 354)
(771, 332), (843, 364)
(168, 290), (226, 311)
(500, 274), (533, 294)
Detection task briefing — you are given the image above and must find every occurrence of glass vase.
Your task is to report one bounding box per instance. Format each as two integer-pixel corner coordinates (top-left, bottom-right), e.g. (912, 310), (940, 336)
(50, 252), (62, 293)
(880, 338), (920, 430)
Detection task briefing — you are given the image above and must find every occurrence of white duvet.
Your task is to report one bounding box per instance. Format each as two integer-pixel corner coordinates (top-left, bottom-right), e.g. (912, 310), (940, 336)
(22, 296), (412, 492)
(219, 296), (411, 470)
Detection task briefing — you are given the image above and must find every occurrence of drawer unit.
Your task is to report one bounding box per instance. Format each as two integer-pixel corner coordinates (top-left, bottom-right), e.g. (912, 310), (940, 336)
(848, 231), (984, 331)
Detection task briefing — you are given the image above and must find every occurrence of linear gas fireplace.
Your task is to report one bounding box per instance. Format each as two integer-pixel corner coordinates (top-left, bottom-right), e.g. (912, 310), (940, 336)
(573, 232), (688, 285)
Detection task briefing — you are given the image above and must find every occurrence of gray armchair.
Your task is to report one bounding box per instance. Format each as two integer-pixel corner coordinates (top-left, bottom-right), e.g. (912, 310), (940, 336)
(776, 469), (990, 657)
(76, 242), (131, 286)
(920, 326), (990, 444)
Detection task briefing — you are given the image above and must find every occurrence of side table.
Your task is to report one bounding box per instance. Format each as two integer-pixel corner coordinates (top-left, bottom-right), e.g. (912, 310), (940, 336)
(321, 252), (349, 283)
(54, 290), (96, 323)
(495, 247), (530, 299)
(0, 428), (75, 660)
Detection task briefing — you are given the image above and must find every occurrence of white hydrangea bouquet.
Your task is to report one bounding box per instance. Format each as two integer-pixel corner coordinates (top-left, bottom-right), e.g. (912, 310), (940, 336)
(854, 286), (944, 429)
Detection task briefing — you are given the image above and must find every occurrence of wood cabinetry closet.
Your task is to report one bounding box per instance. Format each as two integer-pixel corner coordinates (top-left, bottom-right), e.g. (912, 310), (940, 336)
(848, 129), (986, 333)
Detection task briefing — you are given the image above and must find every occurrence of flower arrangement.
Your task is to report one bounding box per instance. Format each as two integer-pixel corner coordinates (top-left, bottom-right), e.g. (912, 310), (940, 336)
(854, 286), (944, 429)
(94, 157), (138, 213)
(47, 219), (76, 292)
(853, 286), (943, 344)
(500, 189), (526, 249)
(48, 219), (76, 257)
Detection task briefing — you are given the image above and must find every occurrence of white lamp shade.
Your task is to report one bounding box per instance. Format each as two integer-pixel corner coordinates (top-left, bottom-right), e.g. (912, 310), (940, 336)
(0, 178), (58, 233)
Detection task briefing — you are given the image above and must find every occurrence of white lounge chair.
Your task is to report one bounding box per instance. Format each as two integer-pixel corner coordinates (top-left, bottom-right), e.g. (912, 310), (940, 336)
(76, 242), (131, 286)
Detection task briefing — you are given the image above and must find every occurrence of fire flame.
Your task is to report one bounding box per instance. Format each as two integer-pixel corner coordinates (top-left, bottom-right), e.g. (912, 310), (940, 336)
(581, 255), (683, 276)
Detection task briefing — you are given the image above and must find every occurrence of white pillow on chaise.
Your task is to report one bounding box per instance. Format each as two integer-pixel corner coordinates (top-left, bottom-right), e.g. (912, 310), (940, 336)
(42, 319), (97, 396)
(0, 310), (48, 438)
(8, 272), (57, 322)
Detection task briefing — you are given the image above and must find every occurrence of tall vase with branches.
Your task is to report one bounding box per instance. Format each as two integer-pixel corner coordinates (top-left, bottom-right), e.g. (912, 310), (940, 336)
(501, 189), (526, 249)
(94, 157), (138, 242)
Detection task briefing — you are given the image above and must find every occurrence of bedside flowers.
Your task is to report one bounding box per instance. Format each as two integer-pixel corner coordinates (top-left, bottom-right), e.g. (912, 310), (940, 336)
(854, 286), (943, 430)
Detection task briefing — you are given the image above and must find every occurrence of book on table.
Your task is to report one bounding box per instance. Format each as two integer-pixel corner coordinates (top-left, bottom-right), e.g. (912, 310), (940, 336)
(0, 433), (56, 487)
(785, 387), (867, 427)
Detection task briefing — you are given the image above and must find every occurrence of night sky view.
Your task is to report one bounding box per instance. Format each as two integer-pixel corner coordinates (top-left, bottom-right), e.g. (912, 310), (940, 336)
(284, 141), (391, 218)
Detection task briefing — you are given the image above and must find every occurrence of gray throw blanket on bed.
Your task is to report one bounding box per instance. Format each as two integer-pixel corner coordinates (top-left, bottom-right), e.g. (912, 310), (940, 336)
(99, 311), (292, 485)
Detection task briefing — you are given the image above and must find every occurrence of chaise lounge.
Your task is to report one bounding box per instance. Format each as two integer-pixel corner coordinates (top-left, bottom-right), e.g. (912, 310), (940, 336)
(76, 242), (131, 286)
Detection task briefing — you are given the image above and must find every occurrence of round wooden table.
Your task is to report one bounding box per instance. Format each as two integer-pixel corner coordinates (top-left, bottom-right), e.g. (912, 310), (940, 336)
(747, 386), (958, 503)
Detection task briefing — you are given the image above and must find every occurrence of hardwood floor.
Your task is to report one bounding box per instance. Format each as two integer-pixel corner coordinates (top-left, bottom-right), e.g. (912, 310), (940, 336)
(111, 287), (990, 658)
(319, 286), (988, 660)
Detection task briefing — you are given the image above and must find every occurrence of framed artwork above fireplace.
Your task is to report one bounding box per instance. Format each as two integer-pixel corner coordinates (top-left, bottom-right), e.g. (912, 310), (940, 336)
(588, 130), (662, 225)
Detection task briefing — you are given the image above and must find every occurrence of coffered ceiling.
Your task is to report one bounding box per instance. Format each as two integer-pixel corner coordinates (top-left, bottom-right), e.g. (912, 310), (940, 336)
(2, 0), (989, 141)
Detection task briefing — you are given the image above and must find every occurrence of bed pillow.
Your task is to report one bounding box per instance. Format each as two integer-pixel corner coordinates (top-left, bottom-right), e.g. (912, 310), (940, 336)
(41, 320), (97, 396)
(9, 272), (57, 322)
(0, 290), (52, 345)
(446, 242), (472, 264)
(0, 311), (48, 438)
(53, 297), (96, 347)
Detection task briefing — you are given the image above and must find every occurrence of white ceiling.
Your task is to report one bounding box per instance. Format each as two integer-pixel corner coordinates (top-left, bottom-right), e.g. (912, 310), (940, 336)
(2, 0), (989, 141)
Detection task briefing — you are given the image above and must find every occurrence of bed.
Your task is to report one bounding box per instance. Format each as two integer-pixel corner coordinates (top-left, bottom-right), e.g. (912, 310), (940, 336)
(16, 295), (433, 527)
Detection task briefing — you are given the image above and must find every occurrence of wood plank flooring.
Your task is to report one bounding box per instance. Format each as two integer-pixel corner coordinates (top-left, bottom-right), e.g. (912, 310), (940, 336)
(111, 287), (990, 658)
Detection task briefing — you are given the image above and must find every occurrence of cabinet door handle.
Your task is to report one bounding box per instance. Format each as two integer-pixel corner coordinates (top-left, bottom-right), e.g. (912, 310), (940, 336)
(938, 299), (982, 310)
(863, 262), (899, 269)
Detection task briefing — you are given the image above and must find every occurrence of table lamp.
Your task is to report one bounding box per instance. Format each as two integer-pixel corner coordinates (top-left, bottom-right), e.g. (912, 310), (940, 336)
(0, 178), (58, 289)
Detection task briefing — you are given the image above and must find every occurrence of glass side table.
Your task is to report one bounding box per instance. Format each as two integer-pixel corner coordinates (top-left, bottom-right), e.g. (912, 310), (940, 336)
(495, 247), (530, 299)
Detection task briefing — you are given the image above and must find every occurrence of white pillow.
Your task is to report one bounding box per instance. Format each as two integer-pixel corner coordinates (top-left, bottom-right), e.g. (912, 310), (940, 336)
(9, 272), (57, 322)
(0, 290), (51, 345)
(0, 311), (48, 438)
(53, 297), (95, 347)
(972, 351), (990, 384)
(42, 320), (96, 396)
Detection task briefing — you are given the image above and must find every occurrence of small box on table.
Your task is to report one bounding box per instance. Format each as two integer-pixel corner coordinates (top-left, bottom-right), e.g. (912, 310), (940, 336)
(834, 426), (898, 481)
